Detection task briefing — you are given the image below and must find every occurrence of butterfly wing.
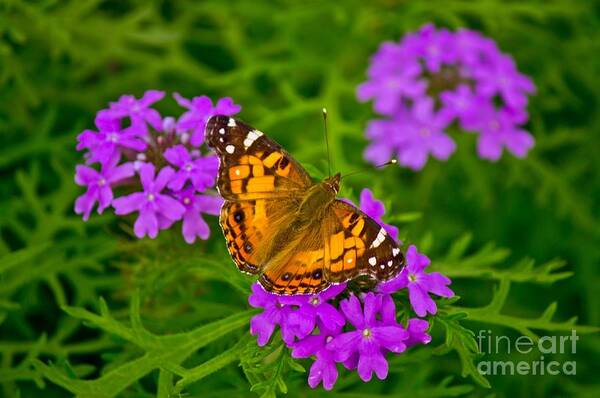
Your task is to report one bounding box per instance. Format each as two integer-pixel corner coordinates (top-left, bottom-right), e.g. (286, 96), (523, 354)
(323, 200), (404, 284)
(206, 115), (314, 275)
(259, 225), (330, 294)
(258, 200), (404, 295)
(205, 115), (313, 201)
(220, 198), (297, 275)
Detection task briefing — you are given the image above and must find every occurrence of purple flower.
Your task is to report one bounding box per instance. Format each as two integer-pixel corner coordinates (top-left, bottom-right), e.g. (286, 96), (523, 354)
(291, 321), (342, 390)
(74, 155), (134, 220)
(359, 189), (399, 242)
(470, 107), (535, 161)
(248, 283), (299, 346)
(474, 54), (535, 109)
(74, 91), (231, 244)
(164, 145), (219, 192)
(357, 48), (426, 115)
(397, 99), (456, 170)
(378, 245), (454, 317)
(411, 24), (458, 73)
(365, 99), (456, 171)
(282, 284), (346, 339)
(176, 188), (223, 244)
(108, 90), (165, 136)
(327, 293), (408, 382)
(359, 23), (535, 168)
(453, 28), (500, 68)
(363, 119), (399, 165)
(112, 163), (185, 239)
(174, 94), (241, 146)
(77, 110), (146, 165)
(439, 84), (483, 127)
(405, 318), (432, 348)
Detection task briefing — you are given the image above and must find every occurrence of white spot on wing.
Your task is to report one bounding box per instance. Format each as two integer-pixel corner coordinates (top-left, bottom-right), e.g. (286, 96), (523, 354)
(368, 257), (377, 266)
(225, 145), (235, 154)
(243, 130), (263, 149)
(370, 228), (386, 248)
(227, 118), (236, 127)
(218, 128), (225, 135)
(387, 260), (393, 267)
(392, 248), (400, 257)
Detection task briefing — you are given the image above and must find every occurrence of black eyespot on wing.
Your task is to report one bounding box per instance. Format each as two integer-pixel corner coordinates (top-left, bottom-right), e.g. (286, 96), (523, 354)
(234, 211), (244, 222)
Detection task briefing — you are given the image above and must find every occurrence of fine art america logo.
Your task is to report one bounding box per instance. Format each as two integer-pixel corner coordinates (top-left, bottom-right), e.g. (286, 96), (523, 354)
(476, 330), (578, 376)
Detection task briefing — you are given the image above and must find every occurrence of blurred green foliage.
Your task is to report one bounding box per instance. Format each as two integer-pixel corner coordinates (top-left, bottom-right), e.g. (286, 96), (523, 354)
(0, 0), (599, 397)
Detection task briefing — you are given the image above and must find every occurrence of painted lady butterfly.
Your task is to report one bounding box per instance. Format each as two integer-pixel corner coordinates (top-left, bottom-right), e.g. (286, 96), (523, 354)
(205, 115), (404, 295)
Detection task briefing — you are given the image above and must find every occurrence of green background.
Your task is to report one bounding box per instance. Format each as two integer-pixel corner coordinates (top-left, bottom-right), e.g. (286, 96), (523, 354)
(1, 1), (598, 397)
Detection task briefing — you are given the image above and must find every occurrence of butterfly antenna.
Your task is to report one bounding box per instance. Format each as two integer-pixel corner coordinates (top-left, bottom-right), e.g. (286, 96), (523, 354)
(322, 108), (332, 177)
(341, 159), (398, 180)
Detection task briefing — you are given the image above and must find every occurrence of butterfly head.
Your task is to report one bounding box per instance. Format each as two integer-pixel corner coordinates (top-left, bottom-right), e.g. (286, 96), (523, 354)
(323, 172), (341, 195)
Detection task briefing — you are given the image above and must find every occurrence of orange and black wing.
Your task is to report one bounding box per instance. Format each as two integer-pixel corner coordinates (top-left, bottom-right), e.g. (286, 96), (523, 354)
(323, 200), (404, 284)
(219, 198), (296, 275)
(205, 115), (313, 275)
(258, 225), (330, 294)
(205, 115), (312, 201)
(258, 200), (404, 295)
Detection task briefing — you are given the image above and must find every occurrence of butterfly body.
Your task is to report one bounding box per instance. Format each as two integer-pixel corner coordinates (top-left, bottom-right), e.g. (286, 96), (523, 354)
(296, 173), (340, 222)
(205, 115), (404, 295)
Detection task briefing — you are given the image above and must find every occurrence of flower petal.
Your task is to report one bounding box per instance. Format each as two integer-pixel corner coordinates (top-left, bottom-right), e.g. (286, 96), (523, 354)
(248, 283), (278, 308)
(154, 166), (175, 192)
(340, 295), (365, 330)
(420, 272), (455, 298)
(112, 192), (145, 215)
(319, 283), (347, 301)
(97, 186), (113, 212)
(134, 210), (159, 238)
(107, 162), (135, 183)
(357, 342), (388, 382)
(215, 97), (242, 115)
(379, 294), (397, 325)
(156, 194), (185, 221)
(182, 210), (210, 243)
(250, 312), (276, 347)
(288, 308), (317, 339)
(377, 268), (408, 294)
(74, 189), (97, 221)
(362, 292), (382, 326)
(327, 331), (361, 362)
(164, 145), (191, 168)
(291, 335), (325, 358)
(139, 163), (155, 190)
(406, 318), (432, 347)
(408, 283), (437, 317)
(372, 325), (408, 353)
(75, 165), (100, 186)
(195, 194), (224, 215)
(308, 355), (338, 390)
(317, 303), (345, 331)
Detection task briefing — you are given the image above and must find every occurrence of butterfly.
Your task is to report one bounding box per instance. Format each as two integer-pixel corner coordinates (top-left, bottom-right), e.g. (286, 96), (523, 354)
(205, 115), (405, 295)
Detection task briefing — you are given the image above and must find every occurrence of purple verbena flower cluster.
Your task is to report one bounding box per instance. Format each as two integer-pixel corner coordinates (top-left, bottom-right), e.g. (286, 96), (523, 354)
(75, 90), (241, 243)
(359, 23), (536, 170)
(248, 189), (453, 390)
